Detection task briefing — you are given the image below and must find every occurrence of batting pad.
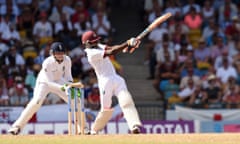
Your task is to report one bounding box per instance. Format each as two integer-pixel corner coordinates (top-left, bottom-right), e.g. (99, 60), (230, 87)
(91, 109), (113, 132)
(117, 90), (142, 130)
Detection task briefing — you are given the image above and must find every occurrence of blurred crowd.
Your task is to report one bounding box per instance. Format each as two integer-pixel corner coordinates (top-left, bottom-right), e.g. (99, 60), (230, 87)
(143, 0), (240, 109)
(0, 0), (119, 112)
(2, 0), (240, 111)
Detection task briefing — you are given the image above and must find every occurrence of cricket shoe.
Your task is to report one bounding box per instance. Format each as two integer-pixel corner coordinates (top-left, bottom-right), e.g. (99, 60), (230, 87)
(131, 125), (141, 134)
(90, 130), (98, 135)
(83, 127), (91, 135)
(8, 126), (21, 135)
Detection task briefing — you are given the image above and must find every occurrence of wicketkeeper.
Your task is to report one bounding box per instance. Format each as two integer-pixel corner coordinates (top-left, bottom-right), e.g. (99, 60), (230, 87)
(8, 42), (86, 135)
(82, 30), (142, 134)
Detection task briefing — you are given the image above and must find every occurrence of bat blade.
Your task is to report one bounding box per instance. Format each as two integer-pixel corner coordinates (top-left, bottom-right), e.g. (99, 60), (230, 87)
(137, 12), (172, 40)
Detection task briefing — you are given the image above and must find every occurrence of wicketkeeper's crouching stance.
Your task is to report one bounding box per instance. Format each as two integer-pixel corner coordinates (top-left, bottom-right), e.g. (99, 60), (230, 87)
(8, 42), (87, 135)
(82, 31), (142, 134)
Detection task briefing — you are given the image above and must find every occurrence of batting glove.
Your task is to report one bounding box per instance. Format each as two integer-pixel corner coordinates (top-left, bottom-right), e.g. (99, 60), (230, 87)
(124, 38), (141, 53)
(127, 37), (138, 47)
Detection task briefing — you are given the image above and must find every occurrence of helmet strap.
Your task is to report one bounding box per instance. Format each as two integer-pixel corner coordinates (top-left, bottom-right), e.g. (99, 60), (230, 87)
(85, 42), (98, 48)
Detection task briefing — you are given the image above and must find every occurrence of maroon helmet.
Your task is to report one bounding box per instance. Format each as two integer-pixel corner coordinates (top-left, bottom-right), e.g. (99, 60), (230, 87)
(81, 31), (101, 44)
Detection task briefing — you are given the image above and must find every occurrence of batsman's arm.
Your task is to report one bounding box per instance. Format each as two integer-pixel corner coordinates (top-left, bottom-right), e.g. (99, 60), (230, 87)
(104, 38), (140, 56)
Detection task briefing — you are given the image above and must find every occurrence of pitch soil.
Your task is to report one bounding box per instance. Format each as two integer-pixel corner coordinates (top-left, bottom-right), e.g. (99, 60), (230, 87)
(1, 133), (240, 144)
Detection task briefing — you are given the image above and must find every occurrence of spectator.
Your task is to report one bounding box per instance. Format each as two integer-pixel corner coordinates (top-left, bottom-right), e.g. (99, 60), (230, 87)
(206, 29), (226, 47)
(17, 7), (35, 39)
(0, 0), (20, 23)
(162, 78), (179, 101)
(179, 77), (196, 96)
(92, 8), (111, 43)
(37, 0), (51, 12)
(73, 13), (91, 37)
(227, 34), (239, 57)
(32, 11), (53, 47)
(218, 0), (238, 28)
(109, 55), (123, 76)
(179, 58), (199, 78)
(24, 58), (39, 99)
(184, 6), (203, 48)
(170, 78), (197, 105)
(174, 41), (192, 65)
(210, 35), (229, 62)
(48, 0), (64, 23)
(82, 69), (98, 93)
(44, 93), (64, 105)
(169, 17), (189, 40)
(216, 58), (238, 85)
(201, 65), (217, 88)
(179, 66), (201, 89)
(70, 43), (93, 79)
(9, 76), (29, 106)
(143, 0), (163, 16)
(202, 18), (218, 41)
(54, 13), (75, 49)
(1, 22), (21, 47)
(164, 0), (181, 17)
(54, 13), (73, 35)
(156, 35), (175, 66)
(148, 4), (163, 25)
(154, 52), (179, 98)
(170, 23), (189, 45)
(87, 83), (100, 111)
(4, 46), (25, 68)
(2, 51), (22, 88)
(194, 38), (211, 71)
(204, 74), (223, 108)
(182, 0), (201, 15)
(233, 41), (240, 84)
(29, 0), (41, 19)
(0, 72), (9, 106)
(188, 83), (208, 108)
(214, 49), (233, 70)
(15, 0), (32, 9)
(0, 14), (12, 38)
(71, 1), (90, 24)
(34, 42), (51, 65)
(225, 15), (240, 40)
(201, 0), (215, 22)
(222, 77), (240, 108)
(143, 24), (167, 68)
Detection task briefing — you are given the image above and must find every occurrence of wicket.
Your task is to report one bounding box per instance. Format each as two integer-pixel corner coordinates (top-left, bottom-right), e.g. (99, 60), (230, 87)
(67, 88), (85, 135)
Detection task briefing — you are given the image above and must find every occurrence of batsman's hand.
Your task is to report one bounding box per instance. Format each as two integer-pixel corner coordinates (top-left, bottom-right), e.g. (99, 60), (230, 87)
(123, 37), (141, 53)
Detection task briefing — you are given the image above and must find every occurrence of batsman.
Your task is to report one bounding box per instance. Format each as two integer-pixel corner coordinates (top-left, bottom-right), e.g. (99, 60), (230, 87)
(82, 30), (142, 134)
(8, 42), (87, 135)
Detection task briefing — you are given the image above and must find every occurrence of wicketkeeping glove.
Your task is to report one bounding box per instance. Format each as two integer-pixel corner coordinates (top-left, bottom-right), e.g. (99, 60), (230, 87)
(61, 84), (69, 92)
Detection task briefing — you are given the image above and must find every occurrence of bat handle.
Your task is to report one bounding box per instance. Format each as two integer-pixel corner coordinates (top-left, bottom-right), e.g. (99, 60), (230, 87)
(137, 28), (149, 40)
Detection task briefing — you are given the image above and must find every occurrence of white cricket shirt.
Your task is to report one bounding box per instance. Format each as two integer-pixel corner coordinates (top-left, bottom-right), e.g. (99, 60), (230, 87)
(84, 44), (116, 78)
(37, 55), (73, 83)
